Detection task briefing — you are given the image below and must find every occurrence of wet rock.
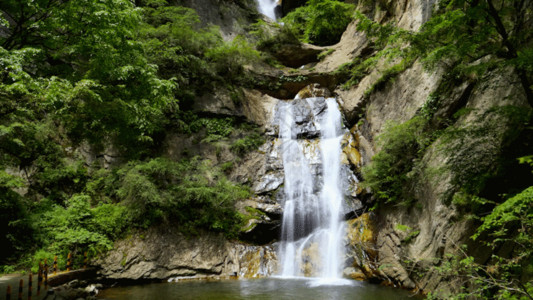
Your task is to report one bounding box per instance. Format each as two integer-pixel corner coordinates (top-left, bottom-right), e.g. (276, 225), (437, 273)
(295, 83), (331, 99)
(235, 244), (278, 278)
(343, 267), (366, 281)
(94, 227), (277, 280)
(271, 97), (328, 139)
(46, 281), (97, 300)
(193, 89), (243, 117)
(236, 196), (282, 244)
(241, 89), (279, 129)
(253, 171), (284, 194)
(341, 130), (362, 169)
(344, 213), (382, 281)
(270, 43), (325, 68)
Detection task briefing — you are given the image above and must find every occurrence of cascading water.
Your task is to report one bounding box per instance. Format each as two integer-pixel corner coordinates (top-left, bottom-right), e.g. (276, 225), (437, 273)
(256, 0), (278, 20)
(276, 96), (350, 284)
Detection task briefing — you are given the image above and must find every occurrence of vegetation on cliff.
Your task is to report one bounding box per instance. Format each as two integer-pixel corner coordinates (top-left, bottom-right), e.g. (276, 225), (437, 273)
(0, 0), (259, 271)
(0, 0), (532, 298)
(282, 0), (355, 46)
(357, 0), (533, 298)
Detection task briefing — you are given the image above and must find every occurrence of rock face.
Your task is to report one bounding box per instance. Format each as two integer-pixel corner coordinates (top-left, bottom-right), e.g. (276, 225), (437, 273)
(369, 67), (529, 294)
(269, 43), (325, 68)
(285, 0), (530, 296)
(233, 84), (363, 245)
(337, 53), (529, 294)
(344, 213), (380, 281)
(95, 1), (531, 296)
(174, 0), (258, 40)
(95, 227), (277, 280)
(337, 60), (442, 128)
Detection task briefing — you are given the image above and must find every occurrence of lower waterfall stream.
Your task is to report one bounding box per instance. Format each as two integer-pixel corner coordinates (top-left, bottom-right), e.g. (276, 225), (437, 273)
(277, 97), (348, 283)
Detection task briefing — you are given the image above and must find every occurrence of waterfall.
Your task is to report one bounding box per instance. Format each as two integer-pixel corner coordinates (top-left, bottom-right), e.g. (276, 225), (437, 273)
(276, 96), (350, 284)
(256, 0), (278, 20)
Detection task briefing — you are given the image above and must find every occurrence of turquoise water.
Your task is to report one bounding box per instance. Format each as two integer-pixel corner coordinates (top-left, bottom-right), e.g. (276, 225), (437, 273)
(97, 278), (420, 300)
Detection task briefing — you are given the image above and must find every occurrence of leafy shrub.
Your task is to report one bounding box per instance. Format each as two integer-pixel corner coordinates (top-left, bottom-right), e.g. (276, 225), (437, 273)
(231, 132), (265, 155)
(141, 2), (259, 96)
(282, 0), (355, 46)
(0, 171), (32, 264)
(31, 194), (128, 270)
(250, 19), (300, 50)
(205, 35), (260, 79)
(113, 157), (250, 236)
(361, 116), (428, 205)
(431, 183), (533, 299)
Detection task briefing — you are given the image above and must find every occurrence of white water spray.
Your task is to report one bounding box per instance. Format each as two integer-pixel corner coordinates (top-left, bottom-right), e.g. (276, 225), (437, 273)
(277, 97), (349, 284)
(256, 0), (278, 20)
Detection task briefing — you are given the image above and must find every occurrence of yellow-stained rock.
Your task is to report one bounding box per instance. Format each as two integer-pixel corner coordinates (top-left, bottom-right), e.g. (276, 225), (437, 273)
(295, 83), (331, 99)
(240, 250), (262, 278)
(347, 213), (375, 244)
(346, 269), (367, 281)
(341, 131), (362, 168)
(345, 213), (381, 280)
(349, 125), (360, 148)
(301, 242), (322, 277)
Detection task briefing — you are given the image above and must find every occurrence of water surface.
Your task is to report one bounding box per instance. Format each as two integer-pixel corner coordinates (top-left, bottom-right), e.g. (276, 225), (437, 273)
(98, 278), (419, 300)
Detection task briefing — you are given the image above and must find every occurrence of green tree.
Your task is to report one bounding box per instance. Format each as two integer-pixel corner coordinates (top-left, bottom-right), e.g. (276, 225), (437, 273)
(0, 0), (177, 153)
(282, 0), (355, 46)
(412, 0), (533, 106)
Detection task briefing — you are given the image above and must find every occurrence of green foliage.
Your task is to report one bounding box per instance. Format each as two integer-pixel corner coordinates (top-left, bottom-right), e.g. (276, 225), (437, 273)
(205, 35), (260, 79)
(109, 157), (250, 236)
(0, 0), (177, 154)
(29, 194), (128, 270)
(473, 187), (532, 249)
(231, 132), (265, 155)
(410, 0), (533, 105)
(250, 19), (296, 47)
(0, 171), (32, 264)
(336, 12), (413, 89)
(0, 0), (263, 270)
(396, 224), (420, 244)
(282, 0), (355, 46)
(141, 2), (258, 103)
(363, 57), (414, 96)
(361, 116), (429, 206)
(440, 106), (531, 200)
(429, 158), (533, 299)
(317, 49), (335, 61)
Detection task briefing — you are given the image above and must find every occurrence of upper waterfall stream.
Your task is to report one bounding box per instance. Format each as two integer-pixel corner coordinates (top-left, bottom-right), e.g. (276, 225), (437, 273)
(256, 0), (278, 20)
(276, 96), (350, 284)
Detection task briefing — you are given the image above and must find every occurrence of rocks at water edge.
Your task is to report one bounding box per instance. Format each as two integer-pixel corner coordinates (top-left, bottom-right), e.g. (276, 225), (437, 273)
(93, 226), (277, 281)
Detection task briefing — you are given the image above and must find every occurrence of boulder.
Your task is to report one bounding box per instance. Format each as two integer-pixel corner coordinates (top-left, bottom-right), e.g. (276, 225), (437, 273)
(270, 43), (325, 68)
(94, 227), (277, 280)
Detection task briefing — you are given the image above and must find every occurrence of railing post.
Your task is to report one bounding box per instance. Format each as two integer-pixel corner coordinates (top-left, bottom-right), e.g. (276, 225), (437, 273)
(17, 279), (22, 300)
(37, 261), (42, 295)
(84, 252), (88, 269)
(28, 273), (32, 300)
(53, 256), (58, 275)
(43, 267), (48, 288)
(66, 252), (72, 272)
(6, 285), (11, 300)
(43, 258), (48, 288)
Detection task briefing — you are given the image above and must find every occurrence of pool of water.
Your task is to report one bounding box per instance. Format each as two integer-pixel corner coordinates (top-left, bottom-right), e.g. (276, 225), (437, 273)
(97, 278), (420, 300)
